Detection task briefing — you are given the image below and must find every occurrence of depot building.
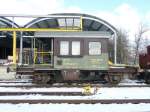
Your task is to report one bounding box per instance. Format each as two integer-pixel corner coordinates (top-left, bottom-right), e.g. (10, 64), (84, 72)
(0, 13), (117, 64)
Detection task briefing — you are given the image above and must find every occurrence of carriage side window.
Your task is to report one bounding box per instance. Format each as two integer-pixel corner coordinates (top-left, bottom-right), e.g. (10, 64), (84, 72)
(72, 41), (80, 55)
(60, 41), (69, 55)
(89, 42), (101, 55)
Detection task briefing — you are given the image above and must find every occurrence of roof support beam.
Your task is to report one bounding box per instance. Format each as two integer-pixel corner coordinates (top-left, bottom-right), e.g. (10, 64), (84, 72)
(96, 24), (103, 30)
(54, 19), (59, 27)
(13, 31), (16, 64)
(44, 20), (51, 28)
(88, 20), (95, 29)
(19, 32), (23, 64)
(114, 32), (117, 64)
(0, 28), (81, 32)
(35, 23), (41, 28)
(106, 28), (110, 32)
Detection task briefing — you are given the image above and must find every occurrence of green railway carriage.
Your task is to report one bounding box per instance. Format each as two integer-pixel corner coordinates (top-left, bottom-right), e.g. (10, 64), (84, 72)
(31, 31), (110, 82)
(0, 13), (145, 84)
(35, 31), (110, 70)
(12, 13), (118, 83)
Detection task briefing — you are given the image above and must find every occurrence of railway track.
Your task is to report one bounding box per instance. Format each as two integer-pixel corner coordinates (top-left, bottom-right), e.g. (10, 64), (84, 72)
(0, 81), (150, 105)
(0, 99), (150, 104)
(0, 91), (83, 96)
(0, 80), (149, 88)
(0, 81), (32, 83)
(0, 84), (149, 88)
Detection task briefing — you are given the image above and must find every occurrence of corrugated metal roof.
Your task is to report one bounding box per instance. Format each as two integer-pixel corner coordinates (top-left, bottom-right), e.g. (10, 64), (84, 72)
(24, 13), (117, 35)
(0, 17), (19, 28)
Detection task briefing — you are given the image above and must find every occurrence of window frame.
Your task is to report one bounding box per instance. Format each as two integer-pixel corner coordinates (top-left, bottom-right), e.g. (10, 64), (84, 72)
(71, 41), (81, 56)
(58, 39), (83, 57)
(59, 41), (69, 56)
(88, 41), (101, 55)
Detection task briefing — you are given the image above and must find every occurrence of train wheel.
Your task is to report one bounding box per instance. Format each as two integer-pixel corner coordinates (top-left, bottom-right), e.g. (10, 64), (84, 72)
(104, 74), (111, 83)
(41, 74), (51, 84)
(108, 74), (122, 84)
(145, 72), (150, 84)
(33, 73), (50, 84)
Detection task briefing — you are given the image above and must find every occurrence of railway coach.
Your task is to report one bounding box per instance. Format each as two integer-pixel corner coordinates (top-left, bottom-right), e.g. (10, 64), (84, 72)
(15, 13), (118, 84)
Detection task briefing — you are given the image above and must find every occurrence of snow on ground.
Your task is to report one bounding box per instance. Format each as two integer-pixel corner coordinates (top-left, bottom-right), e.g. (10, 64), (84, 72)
(0, 87), (150, 99)
(0, 87), (83, 92)
(0, 83), (34, 86)
(0, 79), (32, 82)
(0, 103), (149, 112)
(0, 66), (15, 80)
(0, 82), (149, 112)
(118, 79), (146, 85)
(0, 79), (33, 85)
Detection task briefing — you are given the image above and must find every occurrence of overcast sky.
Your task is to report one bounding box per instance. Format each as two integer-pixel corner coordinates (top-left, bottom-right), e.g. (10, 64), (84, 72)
(0, 0), (150, 40)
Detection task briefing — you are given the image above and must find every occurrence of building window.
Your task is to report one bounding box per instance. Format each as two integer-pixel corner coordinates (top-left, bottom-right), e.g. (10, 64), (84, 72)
(60, 41), (69, 55)
(57, 18), (81, 29)
(89, 42), (101, 55)
(72, 41), (80, 55)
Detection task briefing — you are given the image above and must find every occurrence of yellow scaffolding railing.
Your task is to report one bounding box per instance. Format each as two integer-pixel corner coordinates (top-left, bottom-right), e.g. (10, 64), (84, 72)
(13, 31), (16, 64)
(0, 16), (83, 64)
(0, 28), (82, 32)
(34, 51), (53, 65)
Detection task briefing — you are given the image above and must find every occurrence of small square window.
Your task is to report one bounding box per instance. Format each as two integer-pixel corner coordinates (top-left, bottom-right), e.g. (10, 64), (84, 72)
(89, 42), (101, 55)
(60, 41), (69, 55)
(72, 41), (80, 55)
(66, 18), (73, 26)
(58, 19), (66, 27)
(74, 18), (80, 27)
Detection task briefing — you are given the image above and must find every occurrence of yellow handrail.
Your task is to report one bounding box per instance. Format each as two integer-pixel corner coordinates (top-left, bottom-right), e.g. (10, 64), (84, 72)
(0, 28), (82, 32)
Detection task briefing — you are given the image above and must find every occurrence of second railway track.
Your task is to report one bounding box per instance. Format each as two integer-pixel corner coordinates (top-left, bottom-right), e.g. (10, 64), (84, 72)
(0, 91), (83, 96)
(0, 99), (150, 104)
(0, 84), (149, 88)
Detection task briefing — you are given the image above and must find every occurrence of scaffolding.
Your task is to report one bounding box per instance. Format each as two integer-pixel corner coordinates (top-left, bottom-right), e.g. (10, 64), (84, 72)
(0, 13), (117, 64)
(0, 18), (83, 65)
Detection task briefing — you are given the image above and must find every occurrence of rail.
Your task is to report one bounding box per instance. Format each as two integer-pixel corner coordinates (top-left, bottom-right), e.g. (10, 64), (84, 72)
(0, 99), (150, 104)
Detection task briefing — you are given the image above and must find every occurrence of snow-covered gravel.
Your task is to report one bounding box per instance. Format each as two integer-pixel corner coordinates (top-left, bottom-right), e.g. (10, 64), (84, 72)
(0, 87), (83, 92)
(0, 79), (32, 83)
(0, 103), (150, 112)
(0, 80), (149, 112)
(0, 87), (150, 100)
(0, 83), (34, 86)
(118, 79), (146, 85)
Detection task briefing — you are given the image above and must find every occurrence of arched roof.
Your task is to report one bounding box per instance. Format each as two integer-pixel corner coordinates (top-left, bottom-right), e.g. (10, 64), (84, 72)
(0, 17), (19, 49)
(0, 17), (19, 28)
(24, 13), (117, 35)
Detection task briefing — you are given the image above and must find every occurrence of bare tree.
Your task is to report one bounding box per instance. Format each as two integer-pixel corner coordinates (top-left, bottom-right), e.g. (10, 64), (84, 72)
(117, 29), (129, 64)
(133, 23), (149, 64)
(108, 28), (129, 64)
